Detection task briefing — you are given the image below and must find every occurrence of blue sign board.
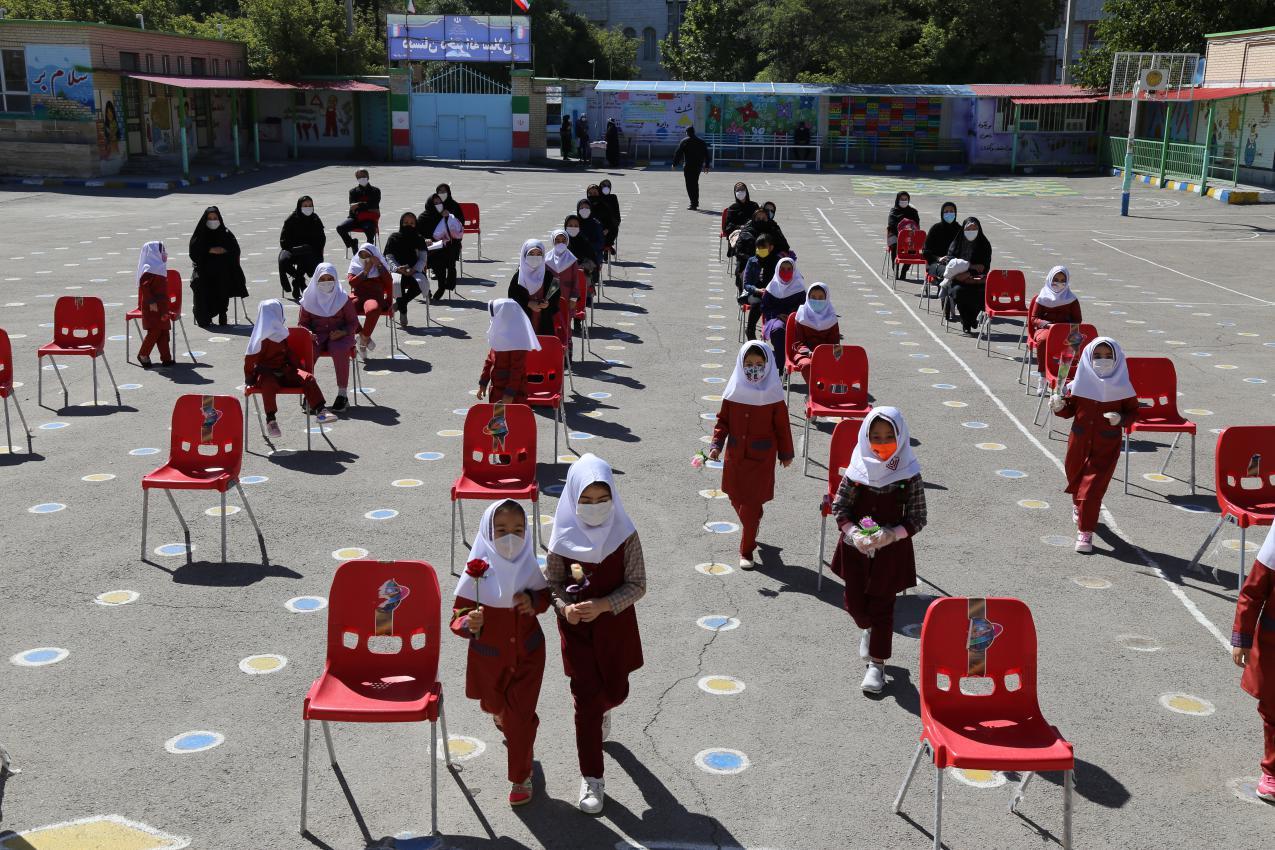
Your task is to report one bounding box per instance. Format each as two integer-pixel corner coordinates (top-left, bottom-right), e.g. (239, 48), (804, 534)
(387, 15), (531, 63)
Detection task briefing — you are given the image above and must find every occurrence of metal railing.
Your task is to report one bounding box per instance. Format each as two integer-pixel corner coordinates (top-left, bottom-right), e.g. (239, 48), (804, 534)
(1107, 135), (1235, 189)
(623, 132), (965, 170)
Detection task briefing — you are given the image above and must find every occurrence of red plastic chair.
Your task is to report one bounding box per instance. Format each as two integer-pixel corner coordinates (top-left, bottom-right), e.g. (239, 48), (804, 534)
(526, 335), (570, 458)
(815, 419), (858, 590)
(37, 295), (121, 410)
(0, 328), (32, 454)
(803, 344), (872, 475)
(300, 559), (453, 839)
(1123, 357), (1196, 495)
(1188, 426), (1275, 589)
(243, 327), (330, 452)
(1031, 323), (1098, 428)
(892, 228), (927, 289)
(125, 269), (196, 366)
(782, 313), (800, 408)
(718, 208), (730, 261)
(894, 596), (1074, 850)
(459, 202), (481, 257)
(976, 269), (1029, 357)
(355, 209), (381, 247)
(449, 403), (541, 575)
(354, 278), (398, 356)
(141, 394), (267, 565)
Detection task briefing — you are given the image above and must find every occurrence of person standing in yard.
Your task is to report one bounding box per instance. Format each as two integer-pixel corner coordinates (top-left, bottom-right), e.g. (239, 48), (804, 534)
(673, 127), (711, 210)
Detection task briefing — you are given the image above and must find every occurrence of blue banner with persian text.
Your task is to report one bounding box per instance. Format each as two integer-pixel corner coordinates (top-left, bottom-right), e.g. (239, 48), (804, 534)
(387, 15), (531, 63)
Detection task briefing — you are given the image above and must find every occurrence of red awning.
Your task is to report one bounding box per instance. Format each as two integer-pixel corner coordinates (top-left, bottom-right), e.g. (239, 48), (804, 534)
(296, 80), (386, 92)
(1011, 96), (1100, 105)
(1104, 85), (1273, 102)
(124, 74), (385, 92)
(970, 84), (1098, 98)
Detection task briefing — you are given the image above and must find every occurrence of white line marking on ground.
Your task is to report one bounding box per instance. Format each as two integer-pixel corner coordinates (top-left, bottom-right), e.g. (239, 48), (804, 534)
(633, 182), (641, 194)
(982, 214), (1020, 231)
(1092, 238), (1273, 305)
(817, 207), (1231, 651)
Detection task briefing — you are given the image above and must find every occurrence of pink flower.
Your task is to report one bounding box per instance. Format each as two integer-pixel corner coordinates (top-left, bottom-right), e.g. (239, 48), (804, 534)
(857, 517), (881, 537)
(691, 449), (709, 469)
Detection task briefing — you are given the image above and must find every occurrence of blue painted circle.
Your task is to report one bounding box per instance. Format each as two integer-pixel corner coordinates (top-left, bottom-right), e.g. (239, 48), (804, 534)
(544, 484), (564, 496)
(107, 334), (126, 341)
(706, 459), (723, 470)
(118, 383), (143, 390)
(997, 469), (1027, 479)
(569, 432), (594, 440)
(414, 451), (444, 461)
(700, 412), (716, 421)
(1191, 352), (1212, 358)
(909, 353), (930, 359)
(358, 387), (376, 394)
(23, 648), (60, 663)
(931, 383), (956, 390)
(452, 408), (470, 415)
(172, 732), (218, 751)
(39, 422), (68, 430)
(705, 326), (726, 330)
(587, 392), (612, 400)
(606, 359), (625, 365)
(155, 543), (190, 556)
(29, 503), (66, 514)
(365, 509), (398, 520)
(129, 447), (160, 455)
(536, 554), (547, 567)
(705, 348), (726, 354)
(704, 377), (726, 384)
(185, 350), (206, 357)
(704, 521), (738, 534)
(240, 475), (268, 484)
(288, 596), (326, 611)
(702, 616), (730, 629)
(703, 751), (743, 770)
(1244, 378), (1267, 384)
(962, 421), (989, 429)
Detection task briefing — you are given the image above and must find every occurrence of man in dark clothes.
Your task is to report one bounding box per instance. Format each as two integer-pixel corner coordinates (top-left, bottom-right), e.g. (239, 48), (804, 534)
(335, 168), (381, 252)
(794, 121), (812, 160)
(672, 127), (711, 210)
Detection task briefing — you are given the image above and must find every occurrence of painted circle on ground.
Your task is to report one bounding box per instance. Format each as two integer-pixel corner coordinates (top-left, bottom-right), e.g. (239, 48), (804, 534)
(414, 451), (444, 461)
(695, 748), (750, 775)
(943, 401), (968, 408)
(587, 391), (612, 400)
(962, 421), (989, 429)
(436, 429), (462, 437)
(701, 394), (723, 402)
(240, 475), (268, 484)
(996, 469), (1027, 479)
(29, 502), (66, 514)
(931, 383), (956, 390)
(1244, 378), (1268, 384)
(154, 543), (191, 557)
(698, 675), (746, 696)
(1215, 364), (1238, 370)
(452, 408), (470, 415)
(1119, 634), (1161, 652)
(365, 509), (399, 520)
(569, 431), (594, 440)
(129, 447), (160, 456)
(1226, 777), (1273, 806)
(95, 589), (139, 606)
(950, 768), (1006, 789)
(975, 442), (1005, 451)
(544, 484), (564, 496)
(705, 348), (726, 354)
(705, 336), (726, 341)
(1183, 408), (1213, 416)
(165, 731), (224, 754)
(239, 654), (287, 675)
(703, 377), (726, 384)
(699, 488), (728, 499)
(204, 505), (241, 517)
(1072, 576), (1112, 589)
(1017, 499), (1050, 510)
(1159, 693), (1215, 716)
(700, 412), (716, 421)
(704, 521), (740, 534)
(439, 735), (486, 762)
(900, 622), (923, 638)
(285, 596), (327, 613)
(697, 615), (741, 632)
(1041, 535), (1072, 547)
(1175, 503), (1211, 514)
(918, 368), (940, 374)
(1142, 473), (1173, 483)
(11, 647), (69, 667)
(392, 479), (424, 488)
(1222, 539), (1260, 553)
(81, 473), (116, 482)
(695, 562), (734, 576)
(333, 547), (369, 561)
(558, 454), (580, 464)
(39, 422), (69, 430)
(117, 382), (144, 391)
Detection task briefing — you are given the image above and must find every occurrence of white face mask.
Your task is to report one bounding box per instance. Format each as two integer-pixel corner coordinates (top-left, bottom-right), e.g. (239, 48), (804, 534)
(318, 278), (335, 293)
(1092, 358), (1116, 378)
(1050, 279), (1067, 293)
(359, 255), (378, 275)
(493, 533), (524, 560)
(301, 206), (314, 216)
(576, 501), (613, 527)
(438, 191), (449, 201)
(898, 199), (909, 208)
(525, 254), (544, 270)
(735, 190), (747, 201)
(964, 228), (979, 240)
(578, 208), (591, 219)
(601, 186), (611, 195)
(206, 219), (220, 230)
(434, 203), (444, 213)
(566, 226), (580, 238)
(357, 177), (369, 186)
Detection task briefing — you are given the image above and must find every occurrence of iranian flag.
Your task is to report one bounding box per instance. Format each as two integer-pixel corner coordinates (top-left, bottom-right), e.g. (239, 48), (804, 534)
(514, 0), (531, 10)
(406, 0), (415, 11)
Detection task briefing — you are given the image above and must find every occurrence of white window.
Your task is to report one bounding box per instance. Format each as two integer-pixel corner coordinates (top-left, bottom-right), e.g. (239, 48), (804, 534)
(0, 48), (30, 113)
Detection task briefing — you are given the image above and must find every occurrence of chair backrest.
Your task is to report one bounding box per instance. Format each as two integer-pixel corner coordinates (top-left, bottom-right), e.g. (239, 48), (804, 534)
(165, 268), (184, 312)
(167, 394), (244, 478)
(919, 596), (1041, 722)
(808, 344), (869, 408)
(323, 559), (442, 685)
(285, 326), (317, 372)
(354, 210), (381, 230)
(719, 208), (730, 236)
(1215, 426), (1275, 514)
(0, 328), (13, 394)
(460, 202), (481, 234)
(1126, 357), (1184, 423)
(462, 402), (538, 480)
(783, 313), (799, 370)
(983, 269), (1027, 313)
(51, 295), (106, 350)
(825, 418), (858, 501)
(1041, 323), (1098, 383)
(525, 336), (564, 399)
(897, 227), (926, 258)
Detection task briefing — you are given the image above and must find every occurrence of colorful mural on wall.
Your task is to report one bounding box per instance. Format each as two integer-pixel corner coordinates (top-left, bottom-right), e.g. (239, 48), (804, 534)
(94, 88), (124, 160)
(284, 92), (354, 144)
(25, 44), (94, 121)
(598, 92), (693, 138)
(704, 95), (817, 137)
(828, 97), (942, 139)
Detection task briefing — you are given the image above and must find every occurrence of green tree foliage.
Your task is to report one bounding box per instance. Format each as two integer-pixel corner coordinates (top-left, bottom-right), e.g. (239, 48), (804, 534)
(594, 27), (639, 80)
(661, 0), (761, 82)
(1072, 0), (1275, 89)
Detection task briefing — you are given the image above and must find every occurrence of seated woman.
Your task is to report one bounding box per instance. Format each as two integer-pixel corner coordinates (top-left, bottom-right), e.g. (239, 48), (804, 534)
(944, 216), (992, 335)
(1028, 265), (1082, 387)
(598, 179), (621, 254)
(418, 192), (465, 302)
(923, 201), (961, 281)
(244, 299), (334, 438)
(738, 234), (780, 340)
(383, 211), (428, 327)
(346, 242), (392, 361)
(724, 182), (759, 246)
(586, 184), (617, 257)
(756, 201), (790, 254)
(760, 257), (806, 357)
(564, 213), (600, 291)
(575, 198), (605, 284)
(508, 239), (561, 338)
(278, 195), (325, 300)
(479, 298), (542, 405)
(297, 263), (359, 412)
(788, 282), (840, 381)
(886, 191), (920, 280)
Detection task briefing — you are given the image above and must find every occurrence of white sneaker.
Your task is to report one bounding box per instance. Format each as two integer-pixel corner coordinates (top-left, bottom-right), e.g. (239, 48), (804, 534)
(601, 710), (611, 741)
(578, 776), (605, 815)
(315, 409), (337, 424)
(861, 662), (885, 694)
(739, 556), (754, 570)
(356, 338), (369, 363)
(266, 420), (282, 439)
(1075, 531), (1093, 553)
(364, 335), (377, 352)
(859, 629), (872, 660)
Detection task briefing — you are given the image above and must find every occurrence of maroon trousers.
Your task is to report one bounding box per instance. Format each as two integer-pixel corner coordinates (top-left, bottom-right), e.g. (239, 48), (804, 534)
(138, 319), (172, 361)
(843, 579), (896, 660)
(254, 370), (325, 416)
(731, 500), (763, 558)
(569, 656), (630, 777)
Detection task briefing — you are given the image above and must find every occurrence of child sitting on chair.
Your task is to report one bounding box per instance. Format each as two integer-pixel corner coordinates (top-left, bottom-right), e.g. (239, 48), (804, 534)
(479, 298), (541, 405)
(244, 299), (334, 438)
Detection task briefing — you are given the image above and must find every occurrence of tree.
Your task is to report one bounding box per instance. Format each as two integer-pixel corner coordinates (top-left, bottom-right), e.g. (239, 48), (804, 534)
(661, 0), (761, 82)
(916, 0), (1057, 83)
(1072, 0), (1275, 89)
(595, 27), (639, 80)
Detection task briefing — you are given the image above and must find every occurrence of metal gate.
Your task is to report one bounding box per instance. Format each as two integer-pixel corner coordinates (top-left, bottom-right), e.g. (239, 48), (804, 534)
(410, 66), (512, 161)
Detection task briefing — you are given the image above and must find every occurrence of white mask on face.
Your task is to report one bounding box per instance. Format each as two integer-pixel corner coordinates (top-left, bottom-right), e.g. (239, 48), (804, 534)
(898, 199), (909, 208)
(1050, 279), (1066, 292)
(578, 208), (591, 219)
(318, 278), (335, 293)
(357, 177), (369, 186)
(735, 190), (747, 201)
(1092, 358), (1116, 378)
(566, 226), (580, 238)
(576, 501), (613, 527)
(434, 203), (444, 213)
(525, 254), (544, 270)
(206, 219), (221, 230)
(493, 533), (524, 560)
(438, 191), (449, 201)
(601, 186), (610, 195)
(964, 227), (979, 240)
(301, 206), (314, 216)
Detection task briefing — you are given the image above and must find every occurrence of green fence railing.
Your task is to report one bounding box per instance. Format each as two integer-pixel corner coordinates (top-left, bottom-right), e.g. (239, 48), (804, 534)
(1108, 135), (1219, 187)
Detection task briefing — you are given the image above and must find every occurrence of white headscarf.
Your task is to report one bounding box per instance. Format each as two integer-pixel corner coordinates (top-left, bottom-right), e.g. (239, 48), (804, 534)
(136, 240), (167, 286)
(347, 242), (387, 279)
(545, 230), (577, 275)
(548, 453), (638, 563)
(794, 282), (838, 332)
(297, 263), (348, 318)
(1066, 336), (1136, 403)
(1036, 264), (1076, 308)
(516, 238), (546, 294)
(845, 406), (921, 488)
(1257, 523), (1275, 569)
(486, 297), (542, 353)
(764, 257), (805, 299)
(246, 299), (289, 355)
(455, 500), (547, 609)
(722, 340), (785, 406)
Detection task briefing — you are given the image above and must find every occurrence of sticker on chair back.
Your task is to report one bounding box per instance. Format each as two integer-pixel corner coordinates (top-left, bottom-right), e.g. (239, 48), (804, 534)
(200, 395), (222, 443)
(484, 402), (510, 465)
(966, 597), (1003, 676)
(374, 578), (410, 636)
(1248, 453), (1261, 477)
(75, 296), (84, 307)
(829, 383), (848, 395)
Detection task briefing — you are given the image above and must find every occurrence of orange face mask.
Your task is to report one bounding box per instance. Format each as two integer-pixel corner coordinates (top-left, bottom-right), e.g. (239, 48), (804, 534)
(870, 441), (897, 461)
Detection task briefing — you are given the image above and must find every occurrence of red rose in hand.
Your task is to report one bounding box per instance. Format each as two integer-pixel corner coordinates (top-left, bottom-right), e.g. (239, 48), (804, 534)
(465, 558), (490, 579)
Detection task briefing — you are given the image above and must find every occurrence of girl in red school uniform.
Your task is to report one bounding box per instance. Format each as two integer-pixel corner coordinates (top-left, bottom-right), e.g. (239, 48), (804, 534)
(1049, 337), (1139, 553)
(346, 242), (392, 362)
(1232, 525), (1275, 802)
(708, 340), (795, 569)
(134, 240), (174, 368)
(787, 281), (841, 382)
(297, 263), (359, 412)
(1028, 265), (1083, 391)
(478, 298), (541, 405)
(243, 299), (334, 438)
(545, 453), (646, 815)
(830, 407), (926, 695)
(545, 228), (580, 345)
(451, 499), (550, 806)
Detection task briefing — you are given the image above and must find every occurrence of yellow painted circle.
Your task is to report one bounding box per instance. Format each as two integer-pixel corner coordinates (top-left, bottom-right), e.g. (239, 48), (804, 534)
(540, 515), (554, 525)
(900, 341), (920, 347)
(448, 737), (479, 757)
(699, 488), (728, 499)
(1018, 499), (1050, 510)
(240, 654), (287, 674)
(1222, 539), (1259, 552)
(699, 675), (746, 695)
(392, 479), (423, 488)
(81, 473), (116, 482)
(702, 394), (723, 402)
(558, 454), (580, 463)
(1160, 693), (1215, 716)
(583, 410), (604, 418)
(437, 429), (463, 437)
(1072, 576), (1113, 589)
(1183, 408), (1213, 416)
(205, 505), (241, 517)
(918, 368), (940, 374)
(943, 401), (968, 408)
(1143, 473), (1173, 483)
(976, 442), (1006, 451)
(1238, 332), (1260, 337)
(437, 316), (455, 322)
(695, 562), (733, 576)
(1214, 364), (1238, 370)
(951, 768), (1006, 788)
(333, 547), (368, 560)
(705, 336), (726, 341)
(95, 590), (138, 606)
(701, 363), (723, 369)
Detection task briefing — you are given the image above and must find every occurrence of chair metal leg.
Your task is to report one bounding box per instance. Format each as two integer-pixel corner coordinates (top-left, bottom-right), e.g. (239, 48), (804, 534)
(3, 398), (10, 455)
(802, 413), (812, 475)
(177, 318), (196, 363)
(458, 500), (468, 551)
(553, 403), (560, 458)
(1189, 433), (1196, 495)
(92, 356), (99, 406)
(299, 719), (311, 834)
(933, 762), (944, 850)
(1239, 525), (1248, 591)
(305, 409), (312, 452)
(817, 513), (826, 590)
(140, 489), (150, 559)
(429, 717), (439, 835)
(1009, 770), (1034, 812)
(125, 316), (133, 364)
(450, 498), (458, 577)
(785, 371), (792, 408)
(9, 392), (31, 449)
(36, 354), (42, 408)
(439, 700), (454, 769)
(534, 497), (543, 551)
(50, 355), (70, 409)
(1062, 769), (1073, 850)
(1123, 433), (1131, 494)
(1188, 513), (1227, 573)
(100, 352), (121, 406)
(1033, 389), (1047, 426)
(220, 490), (227, 563)
(164, 489), (191, 558)
(1160, 433), (1182, 475)
(894, 741), (927, 814)
(321, 720), (337, 766)
(235, 482), (269, 565)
